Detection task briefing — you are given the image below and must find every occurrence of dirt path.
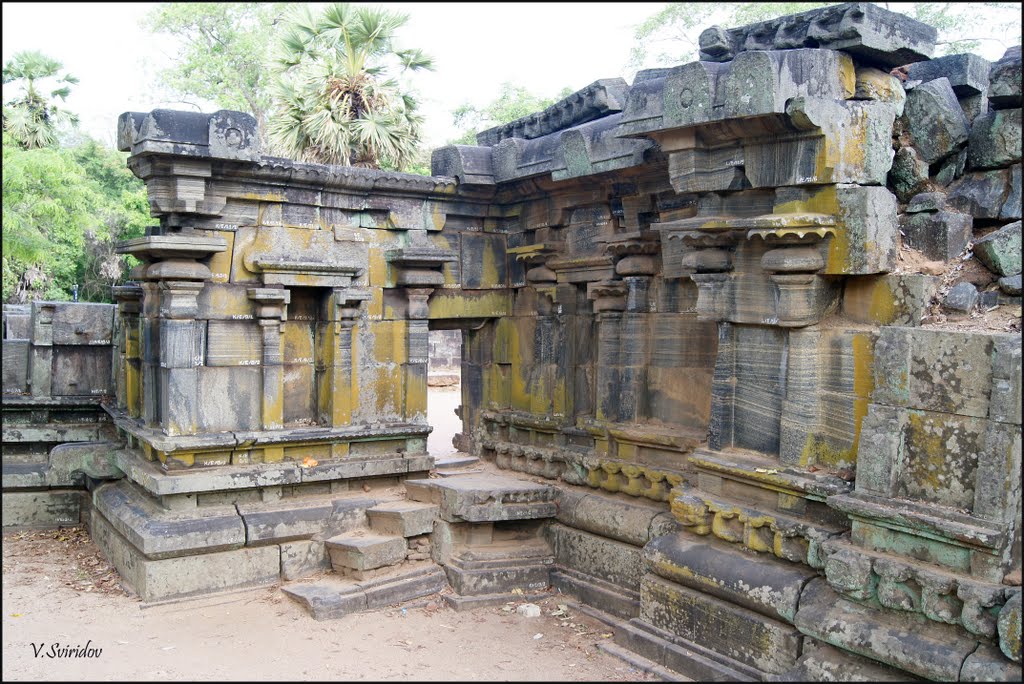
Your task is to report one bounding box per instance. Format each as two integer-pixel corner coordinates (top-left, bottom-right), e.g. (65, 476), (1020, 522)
(2, 528), (654, 681)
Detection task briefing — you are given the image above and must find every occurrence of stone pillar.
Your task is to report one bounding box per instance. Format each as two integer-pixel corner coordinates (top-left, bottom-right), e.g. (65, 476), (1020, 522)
(157, 280), (205, 437)
(139, 282), (161, 428)
(248, 288), (289, 433)
(112, 285), (143, 415)
(322, 288), (366, 433)
(28, 302), (55, 399)
(405, 288), (433, 422)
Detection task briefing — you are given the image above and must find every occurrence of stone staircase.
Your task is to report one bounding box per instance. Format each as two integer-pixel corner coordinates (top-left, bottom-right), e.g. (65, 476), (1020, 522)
(282, 468), (558, 620)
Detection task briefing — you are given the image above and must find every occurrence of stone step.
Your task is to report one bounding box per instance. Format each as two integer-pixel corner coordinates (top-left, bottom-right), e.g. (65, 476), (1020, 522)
(433, 453), (480, 470)
(405, 474), (557, 522)
(282, 564), (448, 620)
(324, 532), (407, 577)
(367, 500), (438, 537)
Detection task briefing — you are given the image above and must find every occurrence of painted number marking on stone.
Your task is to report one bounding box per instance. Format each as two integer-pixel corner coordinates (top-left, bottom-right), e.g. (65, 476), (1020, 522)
(239, 359), (261, 366)
(231, 314), (254, 320)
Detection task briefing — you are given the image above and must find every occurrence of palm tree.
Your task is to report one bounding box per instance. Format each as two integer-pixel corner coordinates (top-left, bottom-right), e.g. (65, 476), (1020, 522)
(266, 3), (433, 170)
(2, 50), (79, 150)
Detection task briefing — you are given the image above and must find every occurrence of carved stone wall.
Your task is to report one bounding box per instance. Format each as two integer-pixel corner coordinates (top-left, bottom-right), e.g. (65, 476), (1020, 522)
(1, 2), (1020, 677)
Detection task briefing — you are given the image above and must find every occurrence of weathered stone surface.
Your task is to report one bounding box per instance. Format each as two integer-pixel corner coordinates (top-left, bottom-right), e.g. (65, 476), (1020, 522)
(697, 3), (936, 67)
(906, 191), (945, 213)
(999, 590), (1022, 662)
(960, 643), (1021, 681)
(889, 146), (931, 202)
(842, 274), (938, 326)
(974, 221), (1022, 277)
(366, 500), (437, 537)
(91, 510), (278, 602)
(794, 578), (980, 681)
(644, 535), (817, 623)
(904, 77), (970, 164)
(988, 45), (1022, 108)
(943, 281), (979, 312)
(93, 480), (244, 559)
(899, 210), (972, 260)
(907, 53), (991, 96)
(279, 539), (329, 581)
(947, 167), (1013, 219)
(1, 490), (82, 528)
(778, 639), (927, 682)
(238, 496), (372, 545)
(2, 339), (29, 394)
(999, 273), (1022, 295)
(325, 532), (406, 573)
(854, 66), (906, 113)
(282, 565), (447, 620)
(640, 573), (803, 675)
(968, 108), (1022, 169)
(547, 522), (643, 590)
(405, 475), (556, 523)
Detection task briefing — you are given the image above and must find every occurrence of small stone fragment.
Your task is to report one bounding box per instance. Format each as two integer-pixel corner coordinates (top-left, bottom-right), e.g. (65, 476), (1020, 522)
(944, 282), (979, 311)
(998, 274), (1022, 295)
(517, 603), (542, 618)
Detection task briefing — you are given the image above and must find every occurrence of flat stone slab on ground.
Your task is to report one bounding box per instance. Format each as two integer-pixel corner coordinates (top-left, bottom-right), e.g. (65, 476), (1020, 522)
(282, 564), (447, 620)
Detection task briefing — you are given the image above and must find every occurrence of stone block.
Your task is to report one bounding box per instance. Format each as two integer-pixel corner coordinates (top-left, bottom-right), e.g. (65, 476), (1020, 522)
(779, 639), (925, 681)
(906, 191), (945, 213)
(968, 108), (1022, 169)
(842, 274), (938, 326)
(547, 523), (643, 590)
(2, 339), (29, 394)
(238, 496), (372, 544)
(559, 490), (666, 547)
(366, 500), (437, 537)
(93, 480), (244, 559)
(91, 510), (279, 602)
(999, 589), (1022, 662)
(697, 3), (937, 68)
(947, 168), (1013, 220)
(644, 534), (819, 623)
(283, 565), (447, 620)
(871, 327), (998, 417)
(988, 45), (1022, 108)
(907, 53), (991, 96)
(999, 273), (1022, 295)
(640, 573), (803, 675)
(899, 210), (972, 261)
(943, 281), (978, 312)
(904, 77), (970, 164)
(854, 66), (906, 113)
(50, 346), (112, 397)
(444, 556), (552, 597)
(279, 540), (329, 580)
(962, 644), (1021, 681)
(405, 475), (556, 523)
(325, 532), (406, 572)
(889, 146), (931, 202)
(1002, 163), (1022, 220)
(1, 489), (82, 528)
(50, 302), (115, 346)
(974, 221), (1022, 277)
(794, 578), (979, 681)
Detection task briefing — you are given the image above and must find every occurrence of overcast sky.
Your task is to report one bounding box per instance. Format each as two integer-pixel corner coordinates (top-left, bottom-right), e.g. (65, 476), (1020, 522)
(1, 2), (666, 149)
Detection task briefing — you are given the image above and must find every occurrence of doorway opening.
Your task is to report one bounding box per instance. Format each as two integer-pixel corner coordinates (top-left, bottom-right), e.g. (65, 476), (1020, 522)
(426, 328), (470, 466)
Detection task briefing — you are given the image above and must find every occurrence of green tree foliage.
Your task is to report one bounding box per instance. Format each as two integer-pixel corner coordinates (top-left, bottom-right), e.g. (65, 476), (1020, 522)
(266, 2), (434, 170)
(143, 3), (287, 136)
(1, 134), (150, 303)
(449, 82), (575, 146)
(1, 50), (79, 150)
(630, 2), (1023, 68)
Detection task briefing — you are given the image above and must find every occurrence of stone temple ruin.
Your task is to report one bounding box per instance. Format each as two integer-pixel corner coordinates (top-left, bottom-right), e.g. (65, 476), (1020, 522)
(2, 3), (1021, 680)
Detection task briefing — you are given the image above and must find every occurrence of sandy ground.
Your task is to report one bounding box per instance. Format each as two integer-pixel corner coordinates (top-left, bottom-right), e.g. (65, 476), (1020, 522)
(3, 386), (653, 681)
(2, 528), (652, 682)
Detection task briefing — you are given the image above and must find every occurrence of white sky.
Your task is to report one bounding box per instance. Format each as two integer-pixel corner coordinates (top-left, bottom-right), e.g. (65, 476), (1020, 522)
(3, 3), (1018, 151)
(0, 1), (666, 149)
